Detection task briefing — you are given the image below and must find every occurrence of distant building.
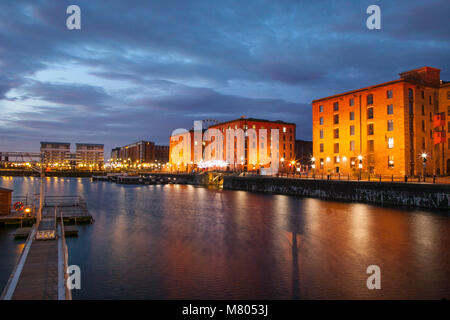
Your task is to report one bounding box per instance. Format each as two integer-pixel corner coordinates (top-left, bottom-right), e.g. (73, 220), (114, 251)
(40, 142), (70, 165)
(76, 143), (104, 169)
(155, 145), (169, 163)
(312, 66), (449, 176)
(111, 147), (121, 161)
(111, 141), (169, 164)
(295, 139), (312, 166)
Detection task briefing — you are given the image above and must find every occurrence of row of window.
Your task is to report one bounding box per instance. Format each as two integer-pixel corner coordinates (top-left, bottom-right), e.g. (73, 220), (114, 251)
(319, 104), (395, 125)
(317, 155), (395, 169)
(319, 120), (395, 139)
(319, 138), (394, 153)
(319, 89), (445, 114)
(319, 91), (395, 112)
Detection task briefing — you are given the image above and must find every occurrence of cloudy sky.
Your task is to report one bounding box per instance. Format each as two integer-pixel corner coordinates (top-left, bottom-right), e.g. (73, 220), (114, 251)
(0, 0), (449, 155)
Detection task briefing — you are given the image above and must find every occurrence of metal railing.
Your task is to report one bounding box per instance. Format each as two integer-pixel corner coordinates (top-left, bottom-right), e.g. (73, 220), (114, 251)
(268, 172), (446, 184)
(59, 208), (72, 300)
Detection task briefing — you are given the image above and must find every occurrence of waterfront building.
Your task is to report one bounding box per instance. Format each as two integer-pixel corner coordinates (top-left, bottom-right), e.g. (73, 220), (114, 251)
(169, 117), (296, 172)
(110, 141), (169, 169)
(76, 143), (104, 169)
(40, 142), (71, 165)
(312, 66), (449, 176)
(155, 145), (170, 163)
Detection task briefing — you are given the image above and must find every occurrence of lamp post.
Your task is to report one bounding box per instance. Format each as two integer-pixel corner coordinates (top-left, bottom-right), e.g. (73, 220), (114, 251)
(421, 153), (427, 182)
(358, 155), (363, 181)
(311, 157), (316, 179)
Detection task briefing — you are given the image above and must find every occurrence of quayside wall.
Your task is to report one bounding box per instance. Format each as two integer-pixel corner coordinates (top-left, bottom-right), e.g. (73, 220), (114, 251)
(223, 176), (450, 209)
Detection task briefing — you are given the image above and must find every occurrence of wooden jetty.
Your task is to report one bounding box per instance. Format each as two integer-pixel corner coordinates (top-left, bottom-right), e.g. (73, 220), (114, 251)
(0, 196), (93, 226)
(1, 196), (91, 300)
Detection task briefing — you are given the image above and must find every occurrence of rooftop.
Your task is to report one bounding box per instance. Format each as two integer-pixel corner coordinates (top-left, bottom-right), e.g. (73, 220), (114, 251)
(40, 142), (70, 145)
(313, 66), (446, 103)
(211, 117), (296, 127)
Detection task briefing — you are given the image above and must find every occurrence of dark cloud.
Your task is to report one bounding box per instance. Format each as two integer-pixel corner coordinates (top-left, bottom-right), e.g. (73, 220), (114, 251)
(0, 0), (449, 154)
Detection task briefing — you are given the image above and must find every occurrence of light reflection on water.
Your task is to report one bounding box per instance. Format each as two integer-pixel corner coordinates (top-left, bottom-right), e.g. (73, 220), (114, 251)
(0, 177), (449, 299)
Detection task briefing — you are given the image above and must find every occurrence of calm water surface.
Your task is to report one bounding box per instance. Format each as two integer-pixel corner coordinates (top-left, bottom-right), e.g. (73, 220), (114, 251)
(0, 177), (449, 299)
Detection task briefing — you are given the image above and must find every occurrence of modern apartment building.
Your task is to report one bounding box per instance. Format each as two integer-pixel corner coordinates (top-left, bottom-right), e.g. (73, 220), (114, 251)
(312, 66), (449, 176)
(76, 143), (104, 169)
(40, 142), (71, 165)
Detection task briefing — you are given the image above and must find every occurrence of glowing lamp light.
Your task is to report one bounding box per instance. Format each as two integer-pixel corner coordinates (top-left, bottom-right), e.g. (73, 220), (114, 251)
(24, 208), (31, 214)
(326, 157), (330, 162)
(421, 153), (427, 159)
(357, 155), (363, 161)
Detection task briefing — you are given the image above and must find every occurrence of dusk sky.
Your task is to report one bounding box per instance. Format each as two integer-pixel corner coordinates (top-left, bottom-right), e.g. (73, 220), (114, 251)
(0, 0), (449, 155)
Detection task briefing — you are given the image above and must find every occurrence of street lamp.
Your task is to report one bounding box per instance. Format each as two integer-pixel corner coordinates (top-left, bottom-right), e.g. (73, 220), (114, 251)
(421, 153), (427, 182)
(311, 157), (316, 178)
(358, 155), (363, 180)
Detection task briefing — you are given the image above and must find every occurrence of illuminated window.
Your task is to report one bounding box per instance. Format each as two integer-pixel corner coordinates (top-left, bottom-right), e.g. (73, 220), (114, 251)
(333, 102), (339, 111)
(350, 140), (355, 151)
(319, 117), (324, 125)
(350, 111), (355, 120)
(320, 158), (324, 168)
(388, 155), (394, 168)
(283, 127), (286, 133)
(350, 157), (356, 168)
(387, 90), (393, 99)
(350, 125), (355, 136)
(387, 120), (394, 131)
(388, 137), (394, 149)
(349, 98), (354, 106)
(319, 105), (323, 112)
